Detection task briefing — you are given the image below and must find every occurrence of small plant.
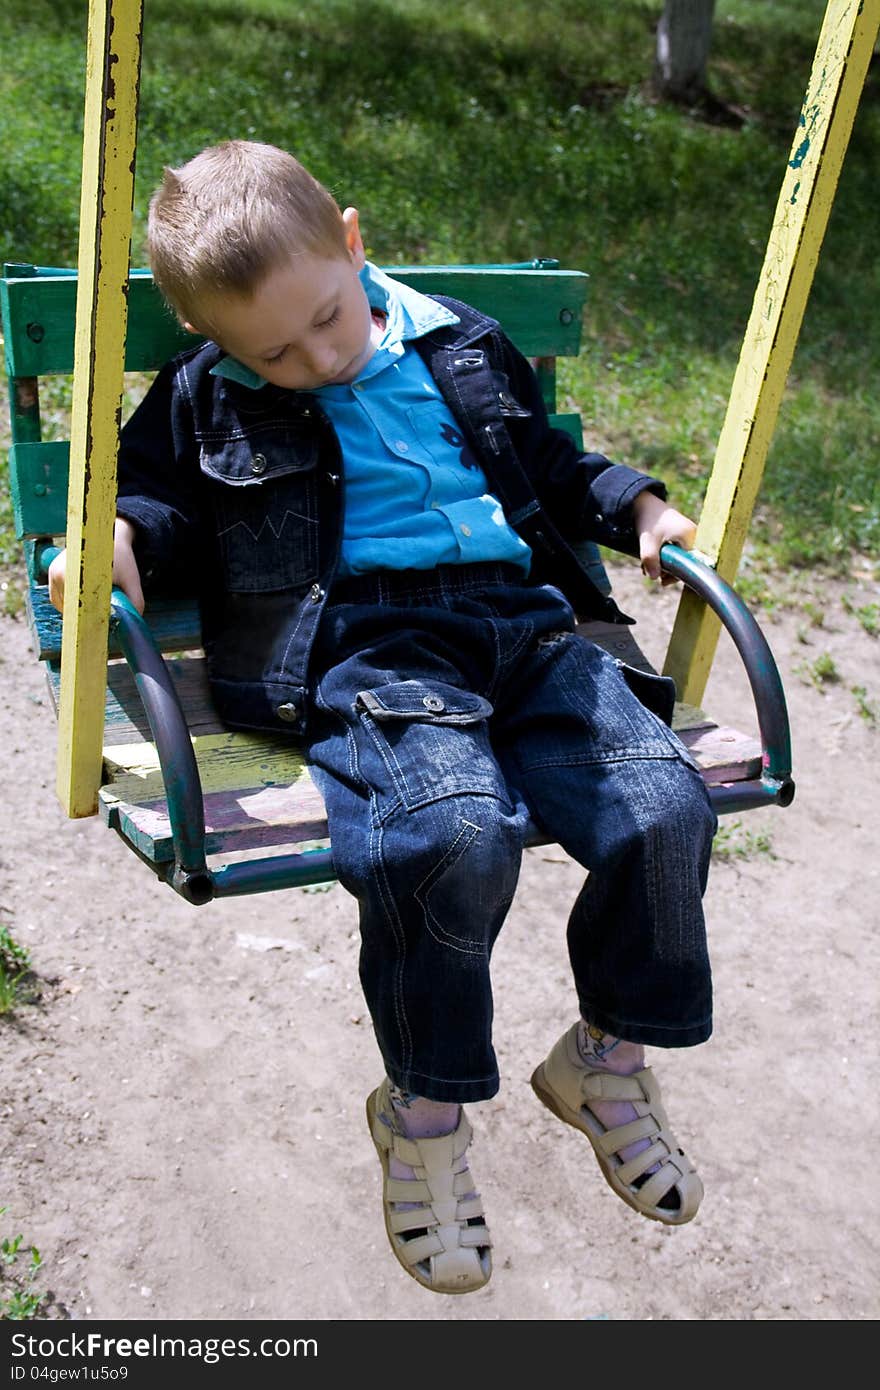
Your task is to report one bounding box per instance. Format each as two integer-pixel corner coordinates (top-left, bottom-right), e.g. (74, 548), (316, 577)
(712, 819), (776, 864)
(851, 685), (877, 725)
(801, 600), (825, 628)
(841, 594), (879, 638)
(811, 652), (840, 685)
(795, 652), (841, 690)
(0, 925), (34, 1016)
(0, 1208), (46, 1321)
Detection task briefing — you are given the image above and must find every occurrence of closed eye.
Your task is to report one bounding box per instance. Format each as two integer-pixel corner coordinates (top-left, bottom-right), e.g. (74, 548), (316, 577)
(261, 307), (339, 364)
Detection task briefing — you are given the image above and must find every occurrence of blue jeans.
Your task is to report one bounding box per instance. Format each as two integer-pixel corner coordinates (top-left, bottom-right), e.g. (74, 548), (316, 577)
(305, 563), (717, 1103)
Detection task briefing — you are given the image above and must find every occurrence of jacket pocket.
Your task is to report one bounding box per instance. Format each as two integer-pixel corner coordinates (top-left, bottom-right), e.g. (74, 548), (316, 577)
(200, 431), (320, 593)
(354, 680), (507, 813)
(491, 370), (533, 419)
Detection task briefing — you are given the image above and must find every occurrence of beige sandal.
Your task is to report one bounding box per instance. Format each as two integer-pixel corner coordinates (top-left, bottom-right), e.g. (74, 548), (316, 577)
(366, 1080), (492, 1294)
(531, 1023), (703, 1225)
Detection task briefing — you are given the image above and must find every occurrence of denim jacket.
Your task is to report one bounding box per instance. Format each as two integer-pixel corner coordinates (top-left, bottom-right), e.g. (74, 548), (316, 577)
(116, 294), (665, 735)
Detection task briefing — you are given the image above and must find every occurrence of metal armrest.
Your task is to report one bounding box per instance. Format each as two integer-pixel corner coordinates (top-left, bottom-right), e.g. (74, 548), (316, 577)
(108, 590), (335, 903)
(659, 544), (795, 812)
(109, 590), (214, 902)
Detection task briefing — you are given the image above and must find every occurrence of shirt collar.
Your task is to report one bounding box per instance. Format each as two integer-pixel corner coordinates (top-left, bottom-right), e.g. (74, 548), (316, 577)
(209, 261), (459, 391)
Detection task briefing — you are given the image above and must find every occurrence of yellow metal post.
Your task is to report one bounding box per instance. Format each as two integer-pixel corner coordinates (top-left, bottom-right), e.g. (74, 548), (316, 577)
(57, 0), (143, 816)
(664, 0), (880, 707)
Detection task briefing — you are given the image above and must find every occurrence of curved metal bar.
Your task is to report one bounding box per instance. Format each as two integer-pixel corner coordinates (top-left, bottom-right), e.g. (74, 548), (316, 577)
(108, 590), (214, 904)
(210, 848), (336, 898)
(660, 544), (795, 809)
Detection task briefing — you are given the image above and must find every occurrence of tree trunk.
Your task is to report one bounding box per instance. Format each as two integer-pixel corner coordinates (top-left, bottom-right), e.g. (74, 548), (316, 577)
(655, 0), (717, 102)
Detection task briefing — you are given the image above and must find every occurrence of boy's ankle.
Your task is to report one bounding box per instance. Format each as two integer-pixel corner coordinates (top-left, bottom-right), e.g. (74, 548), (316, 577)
(577, 1020), (645, 1076)
(387, 1082), (461, 1139)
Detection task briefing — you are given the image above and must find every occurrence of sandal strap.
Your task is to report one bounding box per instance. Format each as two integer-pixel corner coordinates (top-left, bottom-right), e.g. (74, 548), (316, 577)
(596, 1114), (657, 1156)
(580, 1070), (652, 1104)
(384, 1176), (433, 1203)
(371, 1114), (474, 1169)
(387, 1191), (485, 1235)
(616, 1139), (670, 1186)
(633, 1161), (687, 1210)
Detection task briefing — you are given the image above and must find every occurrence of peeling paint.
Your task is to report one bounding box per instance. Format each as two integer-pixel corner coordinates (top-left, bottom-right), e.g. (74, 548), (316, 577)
(790, 179), (801, 204)
(789, 138), (810, 169)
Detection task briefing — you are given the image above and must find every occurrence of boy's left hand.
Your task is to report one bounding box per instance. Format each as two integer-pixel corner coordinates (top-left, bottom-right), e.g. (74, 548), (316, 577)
(632, 490), (697, 586)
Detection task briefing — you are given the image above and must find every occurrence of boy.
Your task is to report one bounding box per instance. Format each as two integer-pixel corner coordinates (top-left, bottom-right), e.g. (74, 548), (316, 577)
(49, 141), (716, 1296)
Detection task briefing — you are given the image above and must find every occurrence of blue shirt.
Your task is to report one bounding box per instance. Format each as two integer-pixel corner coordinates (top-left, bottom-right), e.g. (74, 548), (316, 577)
(212, 262), (532, 578)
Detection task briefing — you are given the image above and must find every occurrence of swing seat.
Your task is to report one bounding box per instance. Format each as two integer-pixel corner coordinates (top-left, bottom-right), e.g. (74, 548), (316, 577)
(2, 262), (794, 904)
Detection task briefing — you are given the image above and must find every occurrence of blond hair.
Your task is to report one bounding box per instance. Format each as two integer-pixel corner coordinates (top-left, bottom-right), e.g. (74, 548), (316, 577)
(147, 141), (349, 330)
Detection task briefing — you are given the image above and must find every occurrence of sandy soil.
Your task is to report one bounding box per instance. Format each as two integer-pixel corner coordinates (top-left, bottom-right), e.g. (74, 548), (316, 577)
(1, 558), (878, 1323)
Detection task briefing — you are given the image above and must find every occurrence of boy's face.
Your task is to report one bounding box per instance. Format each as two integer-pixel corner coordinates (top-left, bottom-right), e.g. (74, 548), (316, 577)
(189, 208), (375, 391)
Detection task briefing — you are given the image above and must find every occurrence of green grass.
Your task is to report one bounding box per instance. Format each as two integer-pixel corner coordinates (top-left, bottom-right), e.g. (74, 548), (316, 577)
(711, 818), (776, 864)
(0, 1208), (46, 1321)
(0, 925), (35, 1015)
(1, 0), (878, 578)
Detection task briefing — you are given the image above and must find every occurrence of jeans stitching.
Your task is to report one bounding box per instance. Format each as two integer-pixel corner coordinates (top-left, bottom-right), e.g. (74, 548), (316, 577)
(372, 816), (413, 1076)
(413, 819), (487, 956)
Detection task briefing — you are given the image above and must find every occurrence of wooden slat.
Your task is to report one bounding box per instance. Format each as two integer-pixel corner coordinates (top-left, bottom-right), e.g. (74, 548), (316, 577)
(32, 587), (201, 662)
(2, 266), (588, 377)
(99, 732), (328, 860)
(10, 440), (70, 538)
(2, 275), (193, 377)
(389, 267), (588, 357)
(45, 654), (222, 740)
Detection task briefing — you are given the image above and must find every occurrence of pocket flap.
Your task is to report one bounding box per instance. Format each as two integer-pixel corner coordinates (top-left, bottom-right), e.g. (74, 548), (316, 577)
(356, 681), (493, 724)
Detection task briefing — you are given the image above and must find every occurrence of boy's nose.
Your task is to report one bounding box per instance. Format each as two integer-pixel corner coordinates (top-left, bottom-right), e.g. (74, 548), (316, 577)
(304, 344), (338, 376)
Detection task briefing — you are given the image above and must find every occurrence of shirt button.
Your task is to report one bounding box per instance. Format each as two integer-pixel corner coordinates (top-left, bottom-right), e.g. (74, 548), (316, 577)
(276, 702), (299, 722)
(460, 524), (472, 537)
(422, 695), (445, 713)
(395, 440), (409, 453)
(309, 583), (324, 603)
(251, 453), (267, 475)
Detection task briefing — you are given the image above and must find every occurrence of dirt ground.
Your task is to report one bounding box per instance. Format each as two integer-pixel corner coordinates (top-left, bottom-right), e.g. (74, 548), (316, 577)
(1, 557), (878, 1323)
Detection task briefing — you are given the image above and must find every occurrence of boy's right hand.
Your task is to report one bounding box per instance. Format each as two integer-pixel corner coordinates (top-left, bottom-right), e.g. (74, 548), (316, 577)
(47, 517), (145, 616)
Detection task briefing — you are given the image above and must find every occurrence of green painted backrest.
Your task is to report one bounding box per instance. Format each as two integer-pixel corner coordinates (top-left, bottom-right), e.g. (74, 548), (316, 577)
(2, 262), (587, 538)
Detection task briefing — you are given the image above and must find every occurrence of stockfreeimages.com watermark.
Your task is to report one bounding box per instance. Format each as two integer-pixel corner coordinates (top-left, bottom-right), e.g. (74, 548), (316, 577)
(9, 1331), (317, 1371)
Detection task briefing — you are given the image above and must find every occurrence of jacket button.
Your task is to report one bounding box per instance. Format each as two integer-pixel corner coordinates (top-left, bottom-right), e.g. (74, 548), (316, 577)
(422, 694), (445, 713)
(276, 702), (299, 722)
(309, 583), (324, 603)
(251, 453), (267, 475)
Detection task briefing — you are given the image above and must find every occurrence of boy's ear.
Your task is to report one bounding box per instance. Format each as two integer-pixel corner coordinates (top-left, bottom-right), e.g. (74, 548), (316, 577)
(342, 206), (366, 270)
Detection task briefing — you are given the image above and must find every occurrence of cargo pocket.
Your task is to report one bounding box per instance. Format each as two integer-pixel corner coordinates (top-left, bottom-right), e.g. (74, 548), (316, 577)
(615, 661), (677, 728)
(355, 680), (509, 812)
(615, 661), (702, 771)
